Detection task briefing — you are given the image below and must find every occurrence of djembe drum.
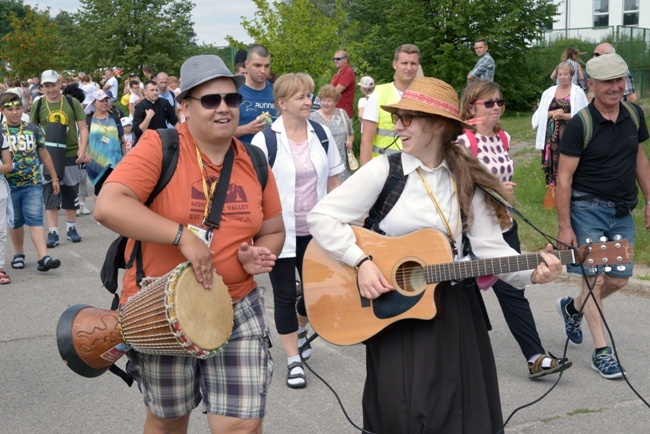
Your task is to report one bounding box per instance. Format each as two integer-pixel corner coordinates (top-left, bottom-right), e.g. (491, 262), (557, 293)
(57, 262), (233, 378)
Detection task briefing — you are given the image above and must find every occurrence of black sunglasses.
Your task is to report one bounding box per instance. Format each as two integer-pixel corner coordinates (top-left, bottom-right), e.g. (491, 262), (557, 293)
(187, 93), (242, 109)
(474, 99), (505, 108)
(333, 56), (347, 61)
(391, 112), (429, 127)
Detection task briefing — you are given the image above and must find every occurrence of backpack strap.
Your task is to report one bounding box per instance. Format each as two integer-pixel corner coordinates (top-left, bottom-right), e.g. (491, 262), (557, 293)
(131, 128), (180, 285)
(497, 130), (509, 152)
(264, 120), (330, 167)
(576, 106), (593, 148)
(621, 101), (640, 131)
(363, 153), (407, 235)
(463, 129), (479, 157)
(243, 143), (268, 191)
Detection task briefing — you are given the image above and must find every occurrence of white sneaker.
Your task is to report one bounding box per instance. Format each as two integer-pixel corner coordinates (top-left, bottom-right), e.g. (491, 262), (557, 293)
(81, 206), (90, 215)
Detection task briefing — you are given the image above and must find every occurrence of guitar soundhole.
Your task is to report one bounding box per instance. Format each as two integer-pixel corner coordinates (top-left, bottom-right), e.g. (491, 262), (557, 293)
(395, 260), (426, 293)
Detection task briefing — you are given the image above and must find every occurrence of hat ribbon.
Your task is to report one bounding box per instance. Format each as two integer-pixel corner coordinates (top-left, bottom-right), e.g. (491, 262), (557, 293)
(402, 90), (459, 117)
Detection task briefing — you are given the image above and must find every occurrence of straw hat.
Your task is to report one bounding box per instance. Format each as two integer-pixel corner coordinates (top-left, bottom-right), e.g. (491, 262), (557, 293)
(381, 77), (467, 127)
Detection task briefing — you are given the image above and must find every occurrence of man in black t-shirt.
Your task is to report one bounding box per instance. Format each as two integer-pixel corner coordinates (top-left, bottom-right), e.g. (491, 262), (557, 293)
(555, 53), (650, 380)
(132, 81), (178, 140)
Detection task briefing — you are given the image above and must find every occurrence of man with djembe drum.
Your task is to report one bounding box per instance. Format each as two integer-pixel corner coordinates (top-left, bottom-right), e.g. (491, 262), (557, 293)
(95, 55), (285, 434)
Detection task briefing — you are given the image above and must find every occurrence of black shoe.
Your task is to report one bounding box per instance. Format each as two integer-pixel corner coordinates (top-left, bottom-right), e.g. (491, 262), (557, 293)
(37, 255), (61, 272)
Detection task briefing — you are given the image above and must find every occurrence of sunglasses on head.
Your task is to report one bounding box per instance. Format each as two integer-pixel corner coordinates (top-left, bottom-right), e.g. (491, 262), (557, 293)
(333, 56), (347, 61)
(1, 101), (22, 108)
(474, 99), (505, 108)
(391, 112), (429, 127)
(187, 93), (242, 109)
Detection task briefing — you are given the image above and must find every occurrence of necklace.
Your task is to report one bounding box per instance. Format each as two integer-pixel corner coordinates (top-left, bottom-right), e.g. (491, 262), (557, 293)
(44, 98), (63, 117)
(194, 140), (218, 226)
(2, 120), (25, 156)
(94, 115), (110, 132)
(415, 168), (460, 256)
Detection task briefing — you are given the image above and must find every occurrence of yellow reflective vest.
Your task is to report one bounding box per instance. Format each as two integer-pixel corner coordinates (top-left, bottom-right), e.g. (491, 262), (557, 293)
(372, 83), (402, 158)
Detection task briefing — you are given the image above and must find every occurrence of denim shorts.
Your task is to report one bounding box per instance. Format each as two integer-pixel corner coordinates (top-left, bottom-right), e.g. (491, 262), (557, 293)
(126, 288), (273, 419)
(566, 192), (635, 277)
(11, 184), (44, 228)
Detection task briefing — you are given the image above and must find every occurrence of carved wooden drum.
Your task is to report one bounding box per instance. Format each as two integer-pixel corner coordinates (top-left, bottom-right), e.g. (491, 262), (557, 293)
(57, 262), (234, 378)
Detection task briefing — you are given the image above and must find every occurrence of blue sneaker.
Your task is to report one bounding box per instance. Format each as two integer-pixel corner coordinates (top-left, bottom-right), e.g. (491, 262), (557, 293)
(66, 226), (82, 243)
(556, 297), (583, 345)
(592, 346), (625, 379)
(46, 231), (59, 248)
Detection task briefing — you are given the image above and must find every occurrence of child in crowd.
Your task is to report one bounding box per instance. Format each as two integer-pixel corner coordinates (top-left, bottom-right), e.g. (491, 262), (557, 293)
(121, 117), (134, 154)
(0, 93), (59, 274)
(357, 76), (374, 133)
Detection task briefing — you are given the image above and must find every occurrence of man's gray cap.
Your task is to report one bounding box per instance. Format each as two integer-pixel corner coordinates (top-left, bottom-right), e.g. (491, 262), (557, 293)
(586, 53), (628, 81)
(176, 55), (245, 103)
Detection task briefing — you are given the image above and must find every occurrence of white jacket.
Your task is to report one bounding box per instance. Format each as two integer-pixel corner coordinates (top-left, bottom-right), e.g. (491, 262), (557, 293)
(532, 83), (588, 150)
(251, 116), (344, 258)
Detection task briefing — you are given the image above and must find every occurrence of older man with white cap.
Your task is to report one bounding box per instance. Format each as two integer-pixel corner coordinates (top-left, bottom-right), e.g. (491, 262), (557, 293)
(555, 53), (650, 380)
(95, 54), (285, 433)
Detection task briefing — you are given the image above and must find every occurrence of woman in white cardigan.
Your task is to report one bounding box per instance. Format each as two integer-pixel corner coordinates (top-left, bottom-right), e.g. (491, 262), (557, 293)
(532, 61), (588, 206)
(251, 73), (343, 389)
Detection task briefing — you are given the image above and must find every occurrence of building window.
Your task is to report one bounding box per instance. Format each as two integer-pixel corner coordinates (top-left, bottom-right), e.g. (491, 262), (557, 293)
(623, 0), (639, 26)
(594, 0), (609, 27)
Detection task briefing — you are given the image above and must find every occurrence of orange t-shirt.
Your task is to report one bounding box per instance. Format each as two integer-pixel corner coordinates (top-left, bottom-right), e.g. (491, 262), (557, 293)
(106, 123), (282, 304)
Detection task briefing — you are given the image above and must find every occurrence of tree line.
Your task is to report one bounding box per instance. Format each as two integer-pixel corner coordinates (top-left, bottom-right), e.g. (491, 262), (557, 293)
(1, 0), (560, 111)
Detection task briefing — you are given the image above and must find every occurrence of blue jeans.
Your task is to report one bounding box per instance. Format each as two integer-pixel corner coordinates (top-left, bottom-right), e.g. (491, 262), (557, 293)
(566, 191), (635, 278)
(11, 184), (44, 228)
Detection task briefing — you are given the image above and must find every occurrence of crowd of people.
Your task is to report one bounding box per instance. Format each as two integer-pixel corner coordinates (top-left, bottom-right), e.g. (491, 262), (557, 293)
(0, 37), (647, 433)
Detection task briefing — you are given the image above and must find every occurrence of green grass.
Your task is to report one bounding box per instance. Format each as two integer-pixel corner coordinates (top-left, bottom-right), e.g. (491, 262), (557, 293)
(500, 107), (650, 266)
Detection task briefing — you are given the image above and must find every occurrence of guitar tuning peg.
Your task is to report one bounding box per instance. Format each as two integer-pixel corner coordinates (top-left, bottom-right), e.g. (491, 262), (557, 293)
(603, 266), (612, 272)
(617, 256), (623, 262)
(599, 236), (607, 242)
(589, 266), (598, 273)
(585, 237), (593, 244)
(613, 234), (622, 240)
(617, 265), (626, 271)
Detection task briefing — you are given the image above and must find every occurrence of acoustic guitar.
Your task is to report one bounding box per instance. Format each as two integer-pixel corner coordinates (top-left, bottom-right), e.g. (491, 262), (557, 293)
(303, 226), (632, 346)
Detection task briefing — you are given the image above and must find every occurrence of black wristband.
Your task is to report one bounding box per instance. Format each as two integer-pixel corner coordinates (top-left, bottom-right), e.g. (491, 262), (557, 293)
(354, 255), (373, 272)
(172, 224), (184, 246)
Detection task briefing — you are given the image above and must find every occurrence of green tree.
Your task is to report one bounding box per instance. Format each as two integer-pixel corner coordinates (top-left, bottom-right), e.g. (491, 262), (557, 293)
(0, 0), (27, 39)
(233, 0), (350, 84)
(68, 0), (198, 77)
(347, 0), (558, 110)
(0, 6), (63, 79)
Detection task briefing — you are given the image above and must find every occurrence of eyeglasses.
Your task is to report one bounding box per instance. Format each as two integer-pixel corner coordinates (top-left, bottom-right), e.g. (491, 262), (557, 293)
(1, 101), (22, 108)
(474, 99), (505, 108)
(187, 93), (242, 109)
(333, 56), (347, 61)
(391, 112), (429, 126)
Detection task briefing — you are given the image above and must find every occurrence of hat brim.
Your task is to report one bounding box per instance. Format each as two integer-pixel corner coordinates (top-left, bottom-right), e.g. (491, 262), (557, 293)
(176, 74), (246, 104)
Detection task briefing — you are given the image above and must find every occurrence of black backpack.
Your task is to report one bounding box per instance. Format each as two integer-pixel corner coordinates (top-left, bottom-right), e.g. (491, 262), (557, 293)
(261, 119), (329, 167)
(100, 129), (269, 310)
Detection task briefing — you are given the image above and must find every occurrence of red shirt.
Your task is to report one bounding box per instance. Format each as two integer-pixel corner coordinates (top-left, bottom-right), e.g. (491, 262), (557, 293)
(331, 64), (355, 118)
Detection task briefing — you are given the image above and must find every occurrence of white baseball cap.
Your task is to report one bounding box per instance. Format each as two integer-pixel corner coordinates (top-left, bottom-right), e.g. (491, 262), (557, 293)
(41, 70), (61, 84)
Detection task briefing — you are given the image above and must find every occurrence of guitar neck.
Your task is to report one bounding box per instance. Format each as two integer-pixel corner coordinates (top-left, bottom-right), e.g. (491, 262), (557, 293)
(425, 250), (576, 283)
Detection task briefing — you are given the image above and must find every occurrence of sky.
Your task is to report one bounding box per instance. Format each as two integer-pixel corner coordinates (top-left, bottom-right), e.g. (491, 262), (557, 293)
(22, 0), (257, 47)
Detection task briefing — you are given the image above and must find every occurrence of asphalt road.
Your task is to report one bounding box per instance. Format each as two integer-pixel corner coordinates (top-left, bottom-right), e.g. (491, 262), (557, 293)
(1, 206), (649, 433)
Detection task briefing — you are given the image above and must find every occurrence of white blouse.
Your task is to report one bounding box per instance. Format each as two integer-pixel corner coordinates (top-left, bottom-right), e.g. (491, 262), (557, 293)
(307, 153), (534, 289)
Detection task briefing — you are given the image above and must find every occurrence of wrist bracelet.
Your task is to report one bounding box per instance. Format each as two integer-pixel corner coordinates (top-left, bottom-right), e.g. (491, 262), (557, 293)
(354, 255), (373, 272)
(51, 179), (59, 182)
(172, 224), (184, 246)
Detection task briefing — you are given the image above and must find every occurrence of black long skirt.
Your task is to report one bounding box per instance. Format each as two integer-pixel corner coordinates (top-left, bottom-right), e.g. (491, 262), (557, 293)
(362, 280), (503, 434)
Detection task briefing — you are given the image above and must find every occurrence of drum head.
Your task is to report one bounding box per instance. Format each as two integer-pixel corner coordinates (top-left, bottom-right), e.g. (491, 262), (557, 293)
(174, 267), (234, 351)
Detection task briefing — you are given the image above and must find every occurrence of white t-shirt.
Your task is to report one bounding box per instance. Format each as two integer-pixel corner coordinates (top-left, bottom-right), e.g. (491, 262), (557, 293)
(105, 76), (118, 101)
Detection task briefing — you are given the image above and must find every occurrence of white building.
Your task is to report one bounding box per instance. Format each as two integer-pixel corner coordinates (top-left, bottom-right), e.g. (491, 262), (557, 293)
(551, 0), (647, 30)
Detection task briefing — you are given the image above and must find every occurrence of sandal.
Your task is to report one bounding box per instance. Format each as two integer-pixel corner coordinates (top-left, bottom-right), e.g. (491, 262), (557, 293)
(0, 269), (11, 284)
(11, 254), (25, 269)
(37, 255), (61, 272)
(297, 329), (312, 361)
(528, 352), (572, 379)
(287, 361), (306, 389)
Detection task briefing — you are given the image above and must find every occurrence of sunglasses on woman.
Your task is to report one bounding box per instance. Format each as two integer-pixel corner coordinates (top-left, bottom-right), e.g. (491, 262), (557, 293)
(391, 112), (429, 127)
(187, 93), (243, 109)
(474, 99), (505, 108)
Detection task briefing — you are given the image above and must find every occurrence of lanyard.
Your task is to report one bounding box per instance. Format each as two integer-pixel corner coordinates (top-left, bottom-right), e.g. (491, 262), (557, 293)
(194, 141), (219, 227)
(415, 168), (460, 256)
